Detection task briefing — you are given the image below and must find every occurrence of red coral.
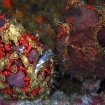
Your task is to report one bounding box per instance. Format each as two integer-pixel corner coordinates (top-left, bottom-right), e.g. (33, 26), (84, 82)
(0, 14), (54, 100)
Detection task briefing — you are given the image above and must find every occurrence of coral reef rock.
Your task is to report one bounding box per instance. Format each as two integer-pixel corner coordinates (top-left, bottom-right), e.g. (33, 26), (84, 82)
(55, 0), (105, 92)
(0, 14), (55, 100)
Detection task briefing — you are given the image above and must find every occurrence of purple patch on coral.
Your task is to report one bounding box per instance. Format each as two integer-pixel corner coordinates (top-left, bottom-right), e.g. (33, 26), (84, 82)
(0, 100), (10, 105)
(28, 48), (38, 62)
(0, 18), (5, 28)
(7, 70), (25, 88)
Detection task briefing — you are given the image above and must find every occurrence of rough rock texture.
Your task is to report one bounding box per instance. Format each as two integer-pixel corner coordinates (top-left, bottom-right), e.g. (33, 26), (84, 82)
(56, 0), (105, 89)
(63, 6), (100, 78)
